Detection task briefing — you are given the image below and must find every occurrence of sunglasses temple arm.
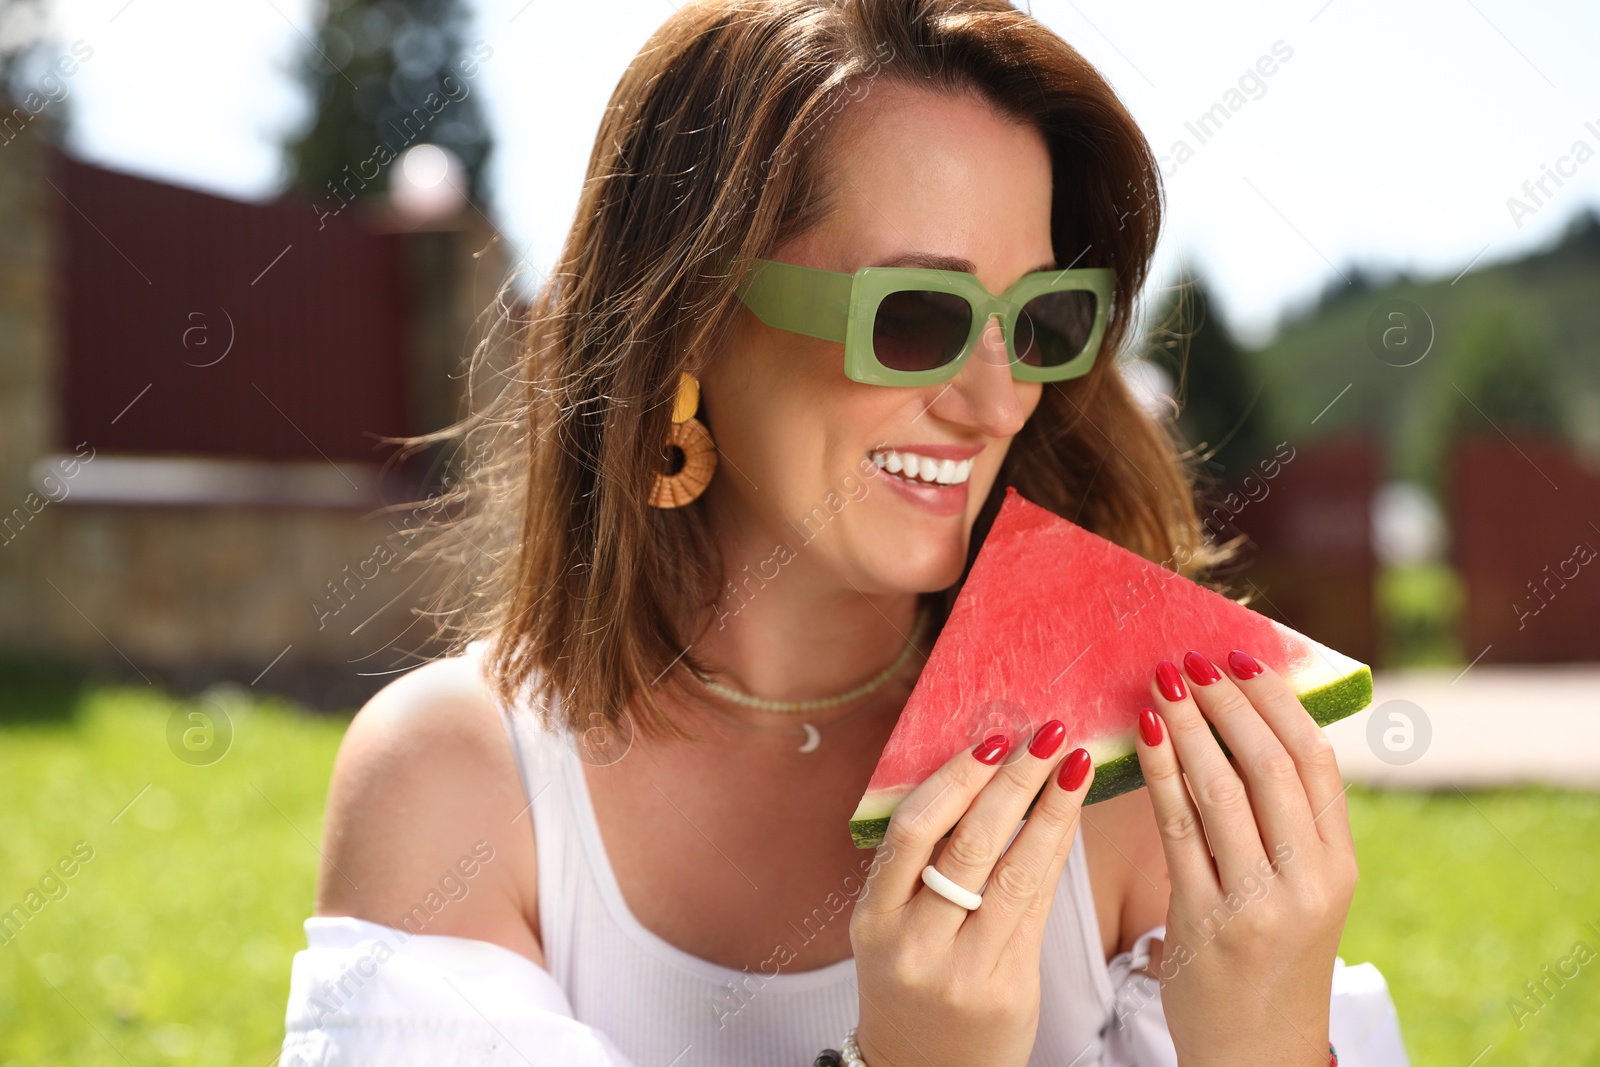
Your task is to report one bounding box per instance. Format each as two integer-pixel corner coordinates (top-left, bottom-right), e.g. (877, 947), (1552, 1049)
(736, 259), (852, 344)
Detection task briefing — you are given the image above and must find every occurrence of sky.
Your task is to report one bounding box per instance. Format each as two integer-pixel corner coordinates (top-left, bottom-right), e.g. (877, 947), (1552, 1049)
(31, 0), (1600, 344)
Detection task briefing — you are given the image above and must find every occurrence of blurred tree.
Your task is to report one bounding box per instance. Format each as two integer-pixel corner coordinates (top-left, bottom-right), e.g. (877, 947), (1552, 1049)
(1146, 275), (1273, 480)
(1441, 305), (1563, 437)
(282, 0), (493, 210)
(1396, 302), (1565, 495)
(1520, 206), (1600, 277)
(0, 0), (44, 83)
(0, 0), (64, 127)
(1311, 263), (1383, 314)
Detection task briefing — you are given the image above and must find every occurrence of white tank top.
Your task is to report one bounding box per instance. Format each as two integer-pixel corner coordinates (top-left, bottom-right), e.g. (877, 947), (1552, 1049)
(497, 678), (1120, 1066)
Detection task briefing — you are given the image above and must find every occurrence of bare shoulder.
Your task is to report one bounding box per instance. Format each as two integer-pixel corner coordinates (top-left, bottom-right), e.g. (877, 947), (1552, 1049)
(315, 653), (544, 966)
(1082, 785), (1171, 957)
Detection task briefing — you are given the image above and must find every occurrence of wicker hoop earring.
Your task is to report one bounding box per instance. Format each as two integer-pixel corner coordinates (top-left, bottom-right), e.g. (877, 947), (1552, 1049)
(650, 372), (717, 508)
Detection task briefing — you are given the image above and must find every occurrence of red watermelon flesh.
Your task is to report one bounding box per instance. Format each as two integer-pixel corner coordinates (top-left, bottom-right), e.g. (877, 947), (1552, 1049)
(849, 486), (1372, 849)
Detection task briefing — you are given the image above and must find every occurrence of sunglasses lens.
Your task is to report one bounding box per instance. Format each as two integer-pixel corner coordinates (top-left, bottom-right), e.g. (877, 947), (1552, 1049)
(1013, 290), (1099, 368)
(872, 290), (973, 372)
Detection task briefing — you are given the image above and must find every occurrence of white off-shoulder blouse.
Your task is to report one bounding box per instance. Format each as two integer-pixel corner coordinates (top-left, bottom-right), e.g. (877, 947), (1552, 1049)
(280, 916), (1409, 1065)
(280, 649), (1410, 1065)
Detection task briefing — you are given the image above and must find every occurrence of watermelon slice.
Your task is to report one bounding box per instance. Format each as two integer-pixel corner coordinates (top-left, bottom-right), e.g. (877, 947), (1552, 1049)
(849, 487), (1372, 849)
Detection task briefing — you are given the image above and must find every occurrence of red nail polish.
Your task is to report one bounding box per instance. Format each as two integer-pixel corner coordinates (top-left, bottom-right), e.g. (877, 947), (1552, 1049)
(1139, 707), (1164, 747)
(1155, 660), (1187, 702)
(1227, 649), (1263, 679)
(1183, 651), (1221, 686)
(1058, 747), (1092, 791)
(1029, 719), (1067, 759)
(973, 733), (1010, 765)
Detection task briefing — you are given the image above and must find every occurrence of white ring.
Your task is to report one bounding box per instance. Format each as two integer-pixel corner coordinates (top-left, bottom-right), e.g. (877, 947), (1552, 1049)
(920, 864), (983, 910)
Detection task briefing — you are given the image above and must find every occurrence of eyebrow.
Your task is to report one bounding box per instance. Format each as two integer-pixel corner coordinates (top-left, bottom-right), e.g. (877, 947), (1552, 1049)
(872, 251), (1059, 275)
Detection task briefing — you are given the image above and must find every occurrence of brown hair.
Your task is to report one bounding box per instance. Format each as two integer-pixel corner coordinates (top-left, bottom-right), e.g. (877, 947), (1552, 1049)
(418, 0), (1237, 738)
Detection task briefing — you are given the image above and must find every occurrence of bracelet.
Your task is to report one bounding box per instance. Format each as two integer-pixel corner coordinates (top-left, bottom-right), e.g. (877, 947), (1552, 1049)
(1329, 1043), (1339, 1066)
(841, 1028), (868, 1066)
(812, 1026), (868, 1067)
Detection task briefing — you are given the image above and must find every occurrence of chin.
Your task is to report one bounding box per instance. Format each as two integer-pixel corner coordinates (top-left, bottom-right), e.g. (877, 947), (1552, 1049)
(846, 516), (975, 596)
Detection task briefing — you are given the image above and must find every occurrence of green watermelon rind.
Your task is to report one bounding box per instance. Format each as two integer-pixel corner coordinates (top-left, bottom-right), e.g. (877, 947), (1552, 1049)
(847, 664), (1372, 850)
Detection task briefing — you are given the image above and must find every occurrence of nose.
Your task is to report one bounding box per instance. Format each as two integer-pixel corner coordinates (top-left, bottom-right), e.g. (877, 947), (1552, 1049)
(929, 313), (1032, 438)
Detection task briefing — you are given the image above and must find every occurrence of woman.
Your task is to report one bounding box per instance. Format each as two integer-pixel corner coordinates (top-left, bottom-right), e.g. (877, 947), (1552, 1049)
(281, 2), (1383, 1064)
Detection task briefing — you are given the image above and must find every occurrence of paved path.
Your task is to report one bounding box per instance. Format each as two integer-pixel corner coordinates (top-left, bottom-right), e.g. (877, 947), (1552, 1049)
(1325, 664), (1600, 789)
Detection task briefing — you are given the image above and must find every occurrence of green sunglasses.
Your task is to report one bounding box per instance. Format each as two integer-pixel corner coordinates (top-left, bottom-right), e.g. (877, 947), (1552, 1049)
(735, 257), (1115, 387)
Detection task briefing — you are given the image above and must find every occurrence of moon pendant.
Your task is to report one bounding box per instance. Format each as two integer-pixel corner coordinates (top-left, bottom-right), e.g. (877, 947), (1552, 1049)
(798, 722), (821, 753)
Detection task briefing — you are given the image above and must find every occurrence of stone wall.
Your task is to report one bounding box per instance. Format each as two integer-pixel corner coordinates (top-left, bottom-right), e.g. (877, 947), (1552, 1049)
(0, 98), (59, 658)
(28, 502), (449, 709)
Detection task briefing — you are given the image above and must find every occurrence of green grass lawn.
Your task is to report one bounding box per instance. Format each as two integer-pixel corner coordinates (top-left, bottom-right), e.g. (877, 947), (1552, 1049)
(0, 667), (347, 1066)
(1, 666), (1596, 1065)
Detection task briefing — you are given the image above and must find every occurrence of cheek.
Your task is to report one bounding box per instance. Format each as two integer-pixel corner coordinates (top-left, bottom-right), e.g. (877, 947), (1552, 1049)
(1018, 381), (1044, 421)
(1014, 385), (1045, 458)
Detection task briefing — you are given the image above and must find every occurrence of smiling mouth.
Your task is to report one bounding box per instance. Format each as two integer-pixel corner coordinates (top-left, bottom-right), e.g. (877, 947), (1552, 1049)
(870, 448), (974, 487)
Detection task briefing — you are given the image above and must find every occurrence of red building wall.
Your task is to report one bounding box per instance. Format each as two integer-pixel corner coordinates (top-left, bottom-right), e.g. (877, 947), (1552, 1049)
(1451, 437), (1600, 663)
(53, 149), (411, 462)
(1210, 437), (1378, 667)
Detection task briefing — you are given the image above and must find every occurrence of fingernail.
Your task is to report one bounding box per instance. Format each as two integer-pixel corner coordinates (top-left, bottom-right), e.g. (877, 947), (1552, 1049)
(1028, 719), (1067, 759)
(1155, 660), (1187, 702)
(1058, 747), (1092, 791)
(1139, 707), (1164, 747)
(973, 733), (1010, 765)
(1227, 649), (1263, 679)
(1183, 651), (1221, 686)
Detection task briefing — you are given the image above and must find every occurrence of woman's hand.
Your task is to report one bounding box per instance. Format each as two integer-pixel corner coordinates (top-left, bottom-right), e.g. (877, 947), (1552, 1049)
(850, 723), (1094, 1067)
(1136, 650), (1358, 1067)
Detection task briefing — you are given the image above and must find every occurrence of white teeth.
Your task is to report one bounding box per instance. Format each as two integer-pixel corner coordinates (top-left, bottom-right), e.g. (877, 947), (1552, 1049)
(869, 448), (974, 487)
